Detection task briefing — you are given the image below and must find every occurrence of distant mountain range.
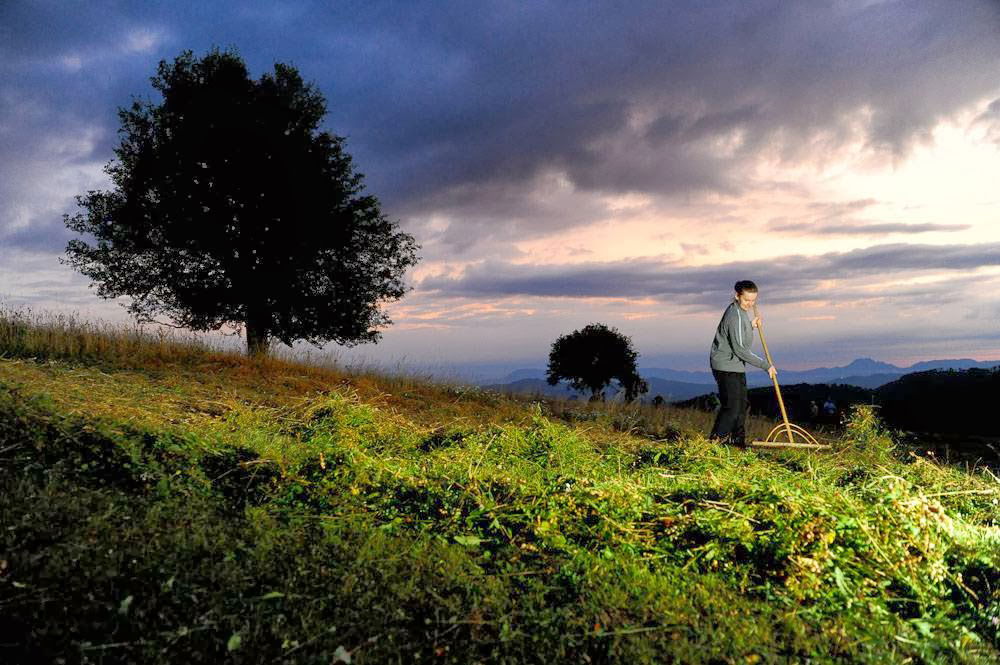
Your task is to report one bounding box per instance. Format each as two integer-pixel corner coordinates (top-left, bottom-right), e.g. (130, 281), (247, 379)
(481, 358), (1000, 402)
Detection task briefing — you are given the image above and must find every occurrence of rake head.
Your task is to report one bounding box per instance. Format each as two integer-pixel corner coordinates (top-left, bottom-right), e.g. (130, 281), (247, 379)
(751, 422), (830, 450)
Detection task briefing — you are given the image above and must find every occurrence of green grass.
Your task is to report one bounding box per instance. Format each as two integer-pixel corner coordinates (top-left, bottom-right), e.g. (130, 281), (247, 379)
(1, 307), (998, 664)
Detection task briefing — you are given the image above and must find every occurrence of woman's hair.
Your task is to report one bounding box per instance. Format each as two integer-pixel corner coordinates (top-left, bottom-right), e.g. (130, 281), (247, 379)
(734, 280), (758, 294)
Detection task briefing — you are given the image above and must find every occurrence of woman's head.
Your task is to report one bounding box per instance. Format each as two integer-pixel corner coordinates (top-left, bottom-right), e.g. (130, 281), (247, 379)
(733, 280), (758, 310)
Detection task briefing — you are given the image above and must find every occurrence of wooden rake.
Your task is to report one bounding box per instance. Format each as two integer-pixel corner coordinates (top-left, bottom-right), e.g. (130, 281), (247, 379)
(749, 304), (830, 450)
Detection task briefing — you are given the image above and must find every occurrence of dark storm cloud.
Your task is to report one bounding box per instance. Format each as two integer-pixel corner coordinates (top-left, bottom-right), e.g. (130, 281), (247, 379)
(417, 241), (1000, 308)
(2, 1), (999, 254)
(328, 0), (1000, 248)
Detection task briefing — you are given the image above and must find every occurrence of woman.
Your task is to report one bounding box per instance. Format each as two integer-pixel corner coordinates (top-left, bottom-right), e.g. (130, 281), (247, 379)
(708, 280), (777, 447)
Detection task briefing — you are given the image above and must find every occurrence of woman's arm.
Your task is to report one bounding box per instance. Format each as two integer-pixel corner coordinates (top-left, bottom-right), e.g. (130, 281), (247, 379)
(726, 309), (770, 371)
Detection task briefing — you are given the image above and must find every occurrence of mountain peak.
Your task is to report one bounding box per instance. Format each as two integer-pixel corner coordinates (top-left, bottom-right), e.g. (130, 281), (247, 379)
(844, 357), (896, 371)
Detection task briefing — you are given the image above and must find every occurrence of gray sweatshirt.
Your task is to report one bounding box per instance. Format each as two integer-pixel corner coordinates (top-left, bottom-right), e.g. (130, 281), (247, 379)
(709, 302), (770, 372)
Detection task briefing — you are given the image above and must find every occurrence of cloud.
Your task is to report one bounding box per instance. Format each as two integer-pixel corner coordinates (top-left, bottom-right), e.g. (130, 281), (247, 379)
(0, 162), (104, 261)
(974, 96), (1000, 144)
(124, 27), (167, 54)
(0, 246), (110, 312)
(0, 7), (181, 256)
(417, 241), (1000, 309)
(3, 0), (999, 280)
(351, 0), (1000, 247)
(0, 88), (108, 252)
(806, 198), (880, 217)
(766, 196), (973, 237)
(402, 172), (615, 255)
(4, 1), (999, 255)
(769, 221), (971, 235)
(344, 0), (1000, 207)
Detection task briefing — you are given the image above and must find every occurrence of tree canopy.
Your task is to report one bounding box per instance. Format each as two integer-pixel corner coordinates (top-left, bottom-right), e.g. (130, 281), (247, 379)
(546, 323), (648, 402)
(63, 48), (419, 356)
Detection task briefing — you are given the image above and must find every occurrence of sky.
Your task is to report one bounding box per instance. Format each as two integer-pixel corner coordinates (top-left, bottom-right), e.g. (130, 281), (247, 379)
(2, 0), (999, 380)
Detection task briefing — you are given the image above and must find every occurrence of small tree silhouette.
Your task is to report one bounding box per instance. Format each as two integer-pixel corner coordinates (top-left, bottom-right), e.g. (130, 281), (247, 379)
(62, 48), (419, 356)
(546, 323), (648, 402)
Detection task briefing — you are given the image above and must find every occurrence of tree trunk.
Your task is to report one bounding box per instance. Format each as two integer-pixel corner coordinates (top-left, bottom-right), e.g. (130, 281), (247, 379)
(245, 305), (270, 357)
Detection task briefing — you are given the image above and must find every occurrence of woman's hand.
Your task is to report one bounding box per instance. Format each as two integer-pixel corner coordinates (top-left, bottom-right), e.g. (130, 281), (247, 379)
(752, 316), (761, 328)
(768, 365), (777, 380)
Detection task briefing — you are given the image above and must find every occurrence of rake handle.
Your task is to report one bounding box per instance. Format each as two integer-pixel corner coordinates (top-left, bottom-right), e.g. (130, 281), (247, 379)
(752, 304), (794, 443)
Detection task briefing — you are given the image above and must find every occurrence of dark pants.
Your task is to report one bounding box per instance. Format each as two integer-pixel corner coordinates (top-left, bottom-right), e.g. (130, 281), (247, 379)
(710, 369), (747, 446)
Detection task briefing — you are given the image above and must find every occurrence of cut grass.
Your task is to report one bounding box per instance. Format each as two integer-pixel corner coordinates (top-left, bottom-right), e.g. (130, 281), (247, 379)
(1, 307), (998, 664)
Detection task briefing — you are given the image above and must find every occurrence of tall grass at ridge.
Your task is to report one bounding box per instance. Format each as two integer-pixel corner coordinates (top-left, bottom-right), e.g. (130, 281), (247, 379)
(0, 303), (235, 367)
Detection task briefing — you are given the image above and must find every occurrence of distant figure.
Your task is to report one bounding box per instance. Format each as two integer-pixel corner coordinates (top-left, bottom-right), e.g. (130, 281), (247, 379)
(823, 398), (836, 416)
(652, 395), (665, 408)
(707, 280), (777, 448)
(809, 400), (819, 419)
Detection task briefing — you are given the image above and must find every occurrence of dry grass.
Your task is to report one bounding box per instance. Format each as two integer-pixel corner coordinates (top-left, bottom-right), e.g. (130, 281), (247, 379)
(0, 316), (614, 464)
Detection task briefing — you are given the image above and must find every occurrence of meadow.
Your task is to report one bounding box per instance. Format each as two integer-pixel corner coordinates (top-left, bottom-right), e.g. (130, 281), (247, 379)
(1, 307), (998, 664)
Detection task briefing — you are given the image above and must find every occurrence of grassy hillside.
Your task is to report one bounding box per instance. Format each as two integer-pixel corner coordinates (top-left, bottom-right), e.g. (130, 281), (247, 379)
(1, 308), (998, 664)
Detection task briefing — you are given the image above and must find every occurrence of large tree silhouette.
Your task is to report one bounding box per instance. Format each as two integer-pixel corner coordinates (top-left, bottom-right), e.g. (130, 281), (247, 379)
(63, 48), (419, 356)
(546, 323), (648, 402)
